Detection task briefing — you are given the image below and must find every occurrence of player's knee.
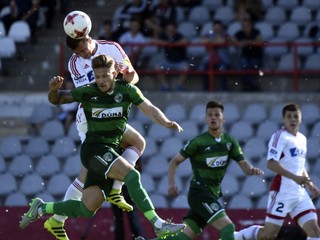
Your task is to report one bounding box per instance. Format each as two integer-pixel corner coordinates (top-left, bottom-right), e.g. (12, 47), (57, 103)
(220, 223), (235, 240)
(80, 202), (95, 217)
(138, 135), (146, 153)
(131, 132), (145, 153)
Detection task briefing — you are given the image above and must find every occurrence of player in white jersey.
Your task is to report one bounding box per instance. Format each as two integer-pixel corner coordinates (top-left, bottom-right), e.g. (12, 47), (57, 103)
(44, 35), (145, 240)
(234, 103), (320, 240)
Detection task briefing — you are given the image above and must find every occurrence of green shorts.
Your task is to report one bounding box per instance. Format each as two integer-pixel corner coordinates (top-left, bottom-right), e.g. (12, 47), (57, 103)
(183, 179), (226, 234)
(80, 141), (121, 196)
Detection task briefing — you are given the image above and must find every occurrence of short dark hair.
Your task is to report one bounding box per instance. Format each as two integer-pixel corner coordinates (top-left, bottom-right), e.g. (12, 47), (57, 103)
(282, 103), (300, 117)
(213, 20), (223, 26)
(92, 54), (114, 69)
(66, 35), (89, 50)
(206, 101), (224, 112)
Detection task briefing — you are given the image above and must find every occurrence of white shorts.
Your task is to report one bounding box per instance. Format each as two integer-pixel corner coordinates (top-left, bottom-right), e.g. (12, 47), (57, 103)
(76, 105), (130, 143)
(265, 190), (317, 227)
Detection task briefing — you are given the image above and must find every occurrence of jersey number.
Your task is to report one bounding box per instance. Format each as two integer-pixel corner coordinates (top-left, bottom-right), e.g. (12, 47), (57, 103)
(275, 202), (284, 213)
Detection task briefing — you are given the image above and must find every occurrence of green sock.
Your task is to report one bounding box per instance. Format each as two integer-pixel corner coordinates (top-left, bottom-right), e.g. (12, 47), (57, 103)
(42, 200), (95, 217)
(124, 169), (155, 214)
(150, 232), (190, 240)
(220, 223), (235, 240)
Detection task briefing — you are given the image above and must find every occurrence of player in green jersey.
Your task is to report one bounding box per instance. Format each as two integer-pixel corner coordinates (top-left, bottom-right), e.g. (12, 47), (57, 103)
(135, 100), (264, 240)
(19, 54), (185, 239)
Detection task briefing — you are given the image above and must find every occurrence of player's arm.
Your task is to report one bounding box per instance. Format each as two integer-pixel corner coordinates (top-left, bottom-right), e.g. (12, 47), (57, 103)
(168, 153), (186, 197)
(267, 159), (310, 185)
(137, 99), (183, 132)
(116, 60), (139, 84)
(302, 167), (320, 198)
(238, 160), (264, 176)
(48, 76), (76, 105)
(110, 42), (139, 84)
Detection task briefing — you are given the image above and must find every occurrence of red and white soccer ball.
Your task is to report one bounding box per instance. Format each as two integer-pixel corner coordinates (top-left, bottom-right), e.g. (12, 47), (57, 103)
(63, 10), (92, 39)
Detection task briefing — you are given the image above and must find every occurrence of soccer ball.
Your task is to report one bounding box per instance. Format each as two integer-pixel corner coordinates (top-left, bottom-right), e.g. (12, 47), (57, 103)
(63, 10), (92, 39)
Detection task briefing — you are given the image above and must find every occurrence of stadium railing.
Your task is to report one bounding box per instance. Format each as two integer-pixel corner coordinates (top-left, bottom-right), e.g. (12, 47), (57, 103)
(59, 41), (320, 92)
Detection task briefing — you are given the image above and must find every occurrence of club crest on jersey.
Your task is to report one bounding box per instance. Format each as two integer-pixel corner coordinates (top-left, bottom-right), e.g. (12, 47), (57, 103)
(92, 107), (123, 118)
(114, 93), (123, 103)
(210, 203), (220, 211)
(103, 152), (113, 162)
(226, 142), (232, 151)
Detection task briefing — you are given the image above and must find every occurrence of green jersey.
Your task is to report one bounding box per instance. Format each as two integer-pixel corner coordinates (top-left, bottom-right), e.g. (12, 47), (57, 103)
(71, 80), (145, 147)
(180, 131), (245, 197)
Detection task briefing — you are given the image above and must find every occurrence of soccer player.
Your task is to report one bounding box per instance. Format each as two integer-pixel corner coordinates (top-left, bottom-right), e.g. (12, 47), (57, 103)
(45, 25), (145, 239)
(20, 54), (186, 239)
(136, 100), (264, 240)
(234, 103), (320, 240)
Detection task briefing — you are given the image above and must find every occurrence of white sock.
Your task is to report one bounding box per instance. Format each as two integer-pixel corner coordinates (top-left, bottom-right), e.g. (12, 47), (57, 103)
(307, 238), (320, 240)
(52, 178), (84, 223)
(112, 146), (141, 190)
(234, 225), (262, 240)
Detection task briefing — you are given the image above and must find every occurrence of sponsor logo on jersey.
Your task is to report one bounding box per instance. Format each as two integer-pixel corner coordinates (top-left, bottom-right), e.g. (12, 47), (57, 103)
(114, 93), (123, 103)
(103, 152), (113, 162)
(270, 148), (277, 154)
(206, 156), (228, 168)
(204, 146), (211, 151)
(92, 107), (123, 118)
(289, 147), (305, 157)
(74, 74), (86, 80)
(87, 70), (95, 82)
(90, 96), (99, 101)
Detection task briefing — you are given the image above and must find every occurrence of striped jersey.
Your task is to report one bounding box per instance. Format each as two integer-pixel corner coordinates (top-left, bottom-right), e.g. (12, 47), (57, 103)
(68, 40), (134, 88)
(71, 80), (145, 148)
(180, 131), (245, 197)
(267, 127), (307, 196)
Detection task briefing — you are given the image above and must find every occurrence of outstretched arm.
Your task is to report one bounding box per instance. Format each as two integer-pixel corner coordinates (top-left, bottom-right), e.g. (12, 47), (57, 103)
(48, 76), (76, 105)
(137, 99), (183, 132)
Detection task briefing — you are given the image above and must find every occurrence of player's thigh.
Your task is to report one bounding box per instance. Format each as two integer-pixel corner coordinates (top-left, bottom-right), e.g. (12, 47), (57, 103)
(301, 219), (320, 237)
(188, 183), (224, 227)
(120, 124), (145, 152)
(82, 185), (105, 212)
(290, 191), (317, 227)
(266, 191), (293, 221)
(107, 156), (133, 181)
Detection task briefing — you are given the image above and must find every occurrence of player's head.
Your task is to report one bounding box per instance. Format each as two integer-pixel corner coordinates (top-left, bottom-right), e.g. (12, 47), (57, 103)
(205, 101), (225, 132)
(66, 35), (96, 59)
(92, 54), (117, 92)
(282, 103), (301, 134)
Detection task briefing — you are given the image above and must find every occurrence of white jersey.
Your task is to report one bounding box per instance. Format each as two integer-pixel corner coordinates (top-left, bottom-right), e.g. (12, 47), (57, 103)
(267, 127), (307, 196)
(68, 39), (134, 88)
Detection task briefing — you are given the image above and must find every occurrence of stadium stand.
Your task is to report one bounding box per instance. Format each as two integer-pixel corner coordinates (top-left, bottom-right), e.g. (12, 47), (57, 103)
(9, 154), (33, 177)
